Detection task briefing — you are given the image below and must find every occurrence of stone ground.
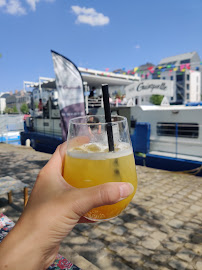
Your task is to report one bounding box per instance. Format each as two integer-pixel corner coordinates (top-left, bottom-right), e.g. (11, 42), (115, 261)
(0, 143), (202, 270)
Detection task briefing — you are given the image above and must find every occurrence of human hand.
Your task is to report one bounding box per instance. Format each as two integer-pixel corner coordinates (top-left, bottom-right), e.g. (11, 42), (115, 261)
(0, 142), (134, 270)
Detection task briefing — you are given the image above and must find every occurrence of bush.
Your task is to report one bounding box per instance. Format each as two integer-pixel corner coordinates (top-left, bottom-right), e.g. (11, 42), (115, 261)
(4, 106), (18, 114)
(150, 95), (164, 105)
(20, 103), (29, 114)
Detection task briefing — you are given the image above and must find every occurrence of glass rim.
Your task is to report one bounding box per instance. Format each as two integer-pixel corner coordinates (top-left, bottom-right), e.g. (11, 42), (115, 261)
(69, 115), (127, 126)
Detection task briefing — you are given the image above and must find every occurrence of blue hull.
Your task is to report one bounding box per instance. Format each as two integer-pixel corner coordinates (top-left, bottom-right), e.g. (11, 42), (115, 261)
(20, 131), (63, 154)
(20, 130), (202, 177)
(134, 153), (202, 177)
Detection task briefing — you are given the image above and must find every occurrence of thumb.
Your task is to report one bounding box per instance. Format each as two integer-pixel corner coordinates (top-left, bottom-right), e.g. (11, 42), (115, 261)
(69, 182), (134, 218)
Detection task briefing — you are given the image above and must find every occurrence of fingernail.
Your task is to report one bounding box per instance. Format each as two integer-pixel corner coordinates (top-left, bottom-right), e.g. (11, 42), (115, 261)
(119, 183), (134, 199)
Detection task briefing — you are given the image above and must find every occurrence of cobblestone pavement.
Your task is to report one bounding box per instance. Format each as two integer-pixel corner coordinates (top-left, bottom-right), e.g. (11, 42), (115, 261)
(0, 144), (202, 270)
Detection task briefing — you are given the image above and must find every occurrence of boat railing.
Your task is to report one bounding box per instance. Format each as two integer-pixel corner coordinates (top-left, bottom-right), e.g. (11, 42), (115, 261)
(85, 97), (126, 114)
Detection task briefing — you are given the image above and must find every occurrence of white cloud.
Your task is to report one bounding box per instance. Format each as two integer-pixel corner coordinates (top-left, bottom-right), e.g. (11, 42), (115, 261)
(135, 45), (140, 49)
(71, 5), (109, 26)
(26, 0), (40, 11)
(0, 0), (6, 8)
(5, 0), (26, 15)
(0, 0), (55, 15)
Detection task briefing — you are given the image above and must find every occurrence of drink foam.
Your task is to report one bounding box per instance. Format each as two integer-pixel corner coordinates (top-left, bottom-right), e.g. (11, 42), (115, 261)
(67, 142), (133, 160)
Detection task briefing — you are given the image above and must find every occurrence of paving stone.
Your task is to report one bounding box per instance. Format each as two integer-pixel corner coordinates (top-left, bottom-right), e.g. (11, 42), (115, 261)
(191, 218), (201, 225)
(112, 225), (128, 236)
(188, 195), (198, 200)
(109, 217), (124, 225)
(152, 253), (170, 263)
(191, 233), (202, 244)
(93, 250), (116, 269)
(190, 205), (201, 212)
(127, 235), (139, 245)
(185, 243), (202, 256)
(168, 258), (188, 270)
(142, 238), (161, 250)
(132, 228), (149, 238)
(150, 231), (167, 242)
(143, 261), (159, 269)
(163, 241), (180, 252)
(162, 209), (176, 217)
(184, 222), (200, 230)
(150, 208), (161, 214)
(121, 213), (137, 223)
(140, 224), (156, 231)
(168, 219), (184, 228)
(196, 261), (202, 270)
(108, 241), (128, 253)
(127, 208), (140, 216)
(169, 207), (182, 213)
(124, 222), (138, 230)
(104, 234), (125, 243)
(90, 228), (105, 239)
(170, 233), (190, 244)
(97, 222), (114, 231)
(2, 144), (202, 270)
(134, 245), (155, 256)
(117, 247), (142, 264)
(177, 215), (191, 222)
(176, 248), (195, 262)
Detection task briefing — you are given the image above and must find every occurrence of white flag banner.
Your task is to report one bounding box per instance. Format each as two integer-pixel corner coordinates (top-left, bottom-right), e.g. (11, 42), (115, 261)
(51, 50), (85, 141)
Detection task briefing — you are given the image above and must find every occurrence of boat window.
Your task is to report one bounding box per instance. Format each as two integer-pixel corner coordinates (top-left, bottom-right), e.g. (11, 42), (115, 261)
(157, 122), (199, 138)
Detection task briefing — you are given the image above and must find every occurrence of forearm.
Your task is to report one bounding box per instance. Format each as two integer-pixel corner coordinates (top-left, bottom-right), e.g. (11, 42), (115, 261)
(0, 224), (46, 270)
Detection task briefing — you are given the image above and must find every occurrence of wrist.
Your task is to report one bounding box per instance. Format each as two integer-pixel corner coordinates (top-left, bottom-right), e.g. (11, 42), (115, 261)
(0, 223), (46, 270)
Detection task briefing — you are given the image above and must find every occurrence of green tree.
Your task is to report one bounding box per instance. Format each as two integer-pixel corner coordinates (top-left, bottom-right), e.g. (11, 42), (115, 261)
(20, 103), (29, 114)
(150, 95), (164, 105)
(4, 107), (13, 114)
(4, 106), (19, 114)
(13, 105), (18, 113)
(35, 101), (39, 109)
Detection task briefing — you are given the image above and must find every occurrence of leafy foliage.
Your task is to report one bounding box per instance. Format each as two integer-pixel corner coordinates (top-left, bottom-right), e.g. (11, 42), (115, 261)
(20, 103), (29, 114)
(4, 106), (19, 114)
(150, 95), (164, 105)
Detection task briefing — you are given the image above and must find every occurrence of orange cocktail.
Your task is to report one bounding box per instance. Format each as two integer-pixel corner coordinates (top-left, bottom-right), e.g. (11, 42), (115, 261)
(63, 115), (137, 221)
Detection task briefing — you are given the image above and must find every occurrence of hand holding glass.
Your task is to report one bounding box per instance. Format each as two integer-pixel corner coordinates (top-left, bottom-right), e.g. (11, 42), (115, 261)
(63, 115), (137, 221)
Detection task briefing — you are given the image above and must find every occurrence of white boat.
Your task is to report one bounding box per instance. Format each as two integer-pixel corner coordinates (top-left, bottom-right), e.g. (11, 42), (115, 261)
(95, 104), (202, 176)
(130, 105), (202, 160)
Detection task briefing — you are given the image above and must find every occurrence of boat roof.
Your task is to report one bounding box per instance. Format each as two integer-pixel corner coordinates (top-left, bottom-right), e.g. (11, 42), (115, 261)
(137, 105), (202, 111)
(81, 73), (135, 88)
(25, 68), (139, 90)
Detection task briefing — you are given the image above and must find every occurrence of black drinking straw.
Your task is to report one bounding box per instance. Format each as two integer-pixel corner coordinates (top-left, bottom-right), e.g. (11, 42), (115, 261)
(102, 84), (114, 152)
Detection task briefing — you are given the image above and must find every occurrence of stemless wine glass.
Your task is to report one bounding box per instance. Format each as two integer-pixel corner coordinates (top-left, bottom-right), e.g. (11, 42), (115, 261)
(63, 115), (137, 221)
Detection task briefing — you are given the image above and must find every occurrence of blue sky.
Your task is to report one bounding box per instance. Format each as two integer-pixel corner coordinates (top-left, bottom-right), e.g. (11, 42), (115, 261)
(0, 0), (202, 92)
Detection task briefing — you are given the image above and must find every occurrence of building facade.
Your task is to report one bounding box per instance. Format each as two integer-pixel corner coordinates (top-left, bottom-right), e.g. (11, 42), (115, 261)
(152, 51), (201, 104)
(5, 90), (31, 111)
